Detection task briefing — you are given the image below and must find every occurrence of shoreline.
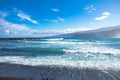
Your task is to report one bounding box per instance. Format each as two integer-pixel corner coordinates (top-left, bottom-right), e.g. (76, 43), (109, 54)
(0, 62), (120, 80)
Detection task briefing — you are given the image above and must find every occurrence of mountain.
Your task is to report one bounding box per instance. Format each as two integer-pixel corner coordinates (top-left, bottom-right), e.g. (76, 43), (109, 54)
(53, 25), (120, 38)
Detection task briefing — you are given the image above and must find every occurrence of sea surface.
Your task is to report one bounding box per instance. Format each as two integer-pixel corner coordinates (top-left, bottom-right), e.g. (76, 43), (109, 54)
(0, 38), (120, 69)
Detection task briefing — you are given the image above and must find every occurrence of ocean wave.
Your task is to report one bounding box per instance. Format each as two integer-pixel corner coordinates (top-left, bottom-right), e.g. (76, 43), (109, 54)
(0, 47), (64, 56)
(18, 40), (120, 45)
(0, 56), (120, 70)
(63, 46), (120, 56)
(40, 38), (64, 41)
(19, 40), (97, 45)
(1, 45), (120, 56)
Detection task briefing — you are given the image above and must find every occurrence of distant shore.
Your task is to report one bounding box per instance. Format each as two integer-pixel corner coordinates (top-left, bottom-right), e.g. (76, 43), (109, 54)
(0, 37), (41, 40)
(0, 62), (120, 80)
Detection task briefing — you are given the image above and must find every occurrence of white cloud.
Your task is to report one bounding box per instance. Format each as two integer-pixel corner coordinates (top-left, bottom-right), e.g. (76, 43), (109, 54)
(0, 11), (8, 18)
(90, 22), (94, 24)
(84, 4), (97, 13)
(17, 12), (38, 24)
(33, 27), (92, 36)
(95, 12), (110, 20)
(44, 17), (64, 23)
(103, 12), (110, 16)
(4, 29), (10, 34)
(51, 8), (60, 12)
(12, 8), (38, 24)
(44, 19), (58, 23)
(0, 19), (33, 35)
(64, 27), (92, 33)
(57, 17), (65, 22)
(0, 10), (37, 37)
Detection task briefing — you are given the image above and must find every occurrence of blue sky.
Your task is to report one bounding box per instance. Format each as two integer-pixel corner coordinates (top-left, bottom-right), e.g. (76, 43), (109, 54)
(0, 0), (120, 37)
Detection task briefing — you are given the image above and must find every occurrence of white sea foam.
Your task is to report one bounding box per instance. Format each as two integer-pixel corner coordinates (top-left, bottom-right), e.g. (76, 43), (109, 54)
(20, 40), (97, 45)
(41, 38), (64, 41)
(19, 39), (120, 45)
(63, 46), (120, 55)
(0, 56), (120, 70)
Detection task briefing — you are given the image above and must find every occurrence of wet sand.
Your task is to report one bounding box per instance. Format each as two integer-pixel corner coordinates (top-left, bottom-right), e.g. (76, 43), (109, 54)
(0, 62), (120, 80)
(0, 77), (21, 80)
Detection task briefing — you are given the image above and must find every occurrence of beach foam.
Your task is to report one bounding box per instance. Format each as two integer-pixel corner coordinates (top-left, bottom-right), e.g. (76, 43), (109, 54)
(0, 56), (120, 70)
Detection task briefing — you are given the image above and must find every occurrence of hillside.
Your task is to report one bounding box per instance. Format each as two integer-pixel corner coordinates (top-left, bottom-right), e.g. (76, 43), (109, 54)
(53, 25), (120, 38)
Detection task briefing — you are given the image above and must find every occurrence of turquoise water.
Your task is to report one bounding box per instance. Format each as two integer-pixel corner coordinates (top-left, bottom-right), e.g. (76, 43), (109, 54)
(0, 38), (120, 69)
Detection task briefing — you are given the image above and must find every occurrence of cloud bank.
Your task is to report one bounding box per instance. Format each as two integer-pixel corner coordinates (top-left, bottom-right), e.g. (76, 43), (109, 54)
(0, 19), (32, 35)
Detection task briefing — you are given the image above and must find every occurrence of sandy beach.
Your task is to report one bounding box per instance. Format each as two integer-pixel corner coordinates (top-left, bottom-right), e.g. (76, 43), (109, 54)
(0, 62), (120, 80)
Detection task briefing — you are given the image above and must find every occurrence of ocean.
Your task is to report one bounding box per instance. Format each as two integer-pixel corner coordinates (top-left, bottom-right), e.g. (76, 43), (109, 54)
(0, 38), (120, 69)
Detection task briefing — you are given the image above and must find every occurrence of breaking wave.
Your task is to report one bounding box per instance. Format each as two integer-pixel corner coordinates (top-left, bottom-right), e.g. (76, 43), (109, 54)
(0, 38), (120, 69)
(0, 56), (120, 70)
